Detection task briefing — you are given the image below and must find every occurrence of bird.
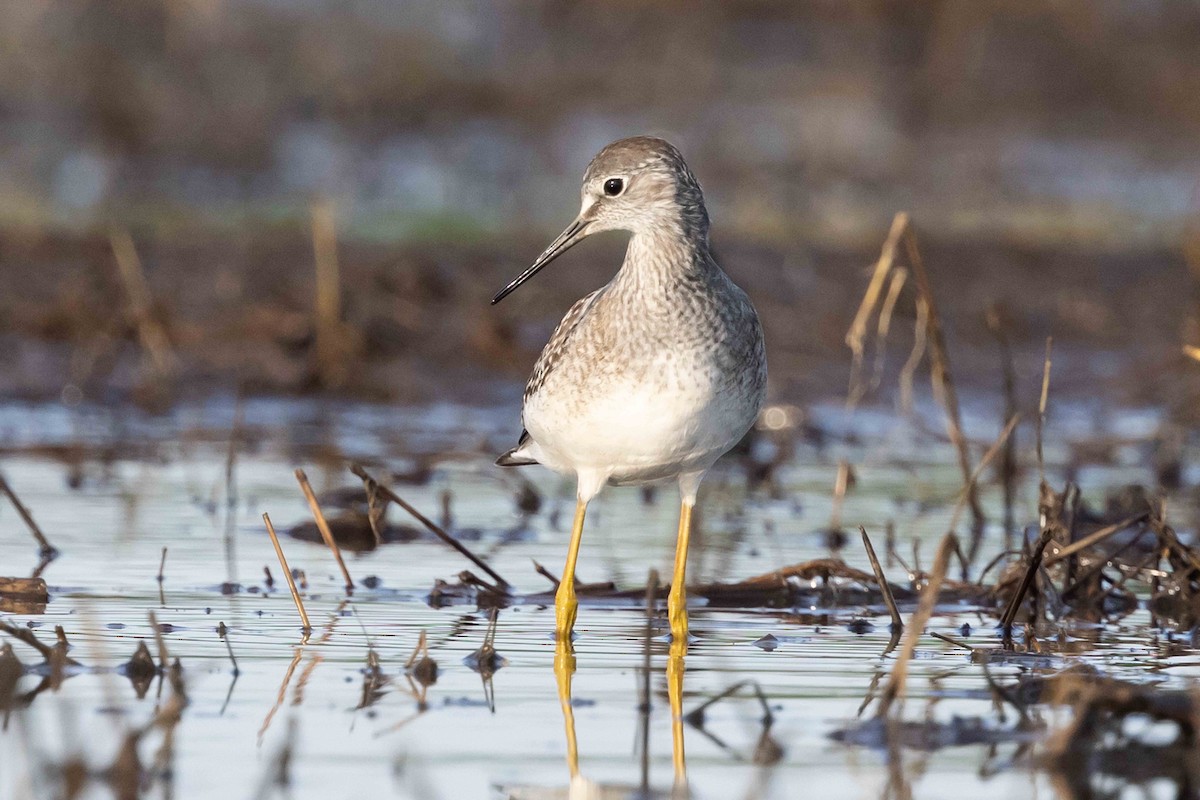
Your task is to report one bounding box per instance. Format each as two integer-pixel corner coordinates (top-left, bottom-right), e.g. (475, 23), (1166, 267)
(491, 136), (767, 644)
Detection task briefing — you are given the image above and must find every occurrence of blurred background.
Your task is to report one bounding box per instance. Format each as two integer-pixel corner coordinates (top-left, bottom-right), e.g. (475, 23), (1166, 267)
(1, 0), (1198, 412)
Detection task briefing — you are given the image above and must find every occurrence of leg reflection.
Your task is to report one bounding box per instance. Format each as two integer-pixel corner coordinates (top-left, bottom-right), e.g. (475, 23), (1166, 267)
(668, 635), (688, 792)
(554, 637), (580, 779)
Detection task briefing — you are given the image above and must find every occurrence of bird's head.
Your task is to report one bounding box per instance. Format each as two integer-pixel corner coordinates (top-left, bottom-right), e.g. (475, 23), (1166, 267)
(492, 136), (708, 304)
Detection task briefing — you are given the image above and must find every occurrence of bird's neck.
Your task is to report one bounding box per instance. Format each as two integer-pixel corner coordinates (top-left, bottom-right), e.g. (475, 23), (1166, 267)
(614, 225), (715, 295)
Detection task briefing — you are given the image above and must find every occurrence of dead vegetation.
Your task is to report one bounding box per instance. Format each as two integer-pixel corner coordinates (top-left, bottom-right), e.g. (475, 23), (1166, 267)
(2, 213), (1200, 798)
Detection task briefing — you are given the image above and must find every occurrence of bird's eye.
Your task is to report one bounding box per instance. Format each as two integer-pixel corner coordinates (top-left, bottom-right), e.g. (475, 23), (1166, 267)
(603, 178), (624, 197)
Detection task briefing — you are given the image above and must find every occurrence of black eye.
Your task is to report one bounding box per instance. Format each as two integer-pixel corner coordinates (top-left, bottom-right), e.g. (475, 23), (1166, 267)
(603, 178), (624, 197)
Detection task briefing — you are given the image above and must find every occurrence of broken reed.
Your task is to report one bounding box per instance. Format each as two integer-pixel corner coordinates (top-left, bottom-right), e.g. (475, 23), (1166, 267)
(860, 527), (902, 632)
(263, 512), (312, 634)
(351, 463), (511, 590)
(294, 468), (355, 592)
(0, 473), (59, 558)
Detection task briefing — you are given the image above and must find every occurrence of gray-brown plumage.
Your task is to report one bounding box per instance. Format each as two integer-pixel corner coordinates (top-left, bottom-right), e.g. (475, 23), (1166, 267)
(493, 135), (766, 503)
(490, 135), (766, 644)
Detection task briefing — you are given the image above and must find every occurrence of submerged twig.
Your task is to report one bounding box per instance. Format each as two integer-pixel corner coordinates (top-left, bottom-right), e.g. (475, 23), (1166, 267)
(846, 213), (908, 408)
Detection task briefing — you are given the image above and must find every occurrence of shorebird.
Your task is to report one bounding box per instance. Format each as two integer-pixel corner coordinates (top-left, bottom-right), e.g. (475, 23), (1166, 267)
(492, 136), (767, 644)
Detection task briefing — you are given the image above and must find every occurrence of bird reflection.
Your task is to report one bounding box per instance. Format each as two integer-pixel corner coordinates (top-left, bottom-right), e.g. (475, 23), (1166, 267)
(551, 636), (689, 798)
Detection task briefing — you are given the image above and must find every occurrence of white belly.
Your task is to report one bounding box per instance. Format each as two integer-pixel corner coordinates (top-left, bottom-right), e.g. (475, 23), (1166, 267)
(523, 371), (753, 487)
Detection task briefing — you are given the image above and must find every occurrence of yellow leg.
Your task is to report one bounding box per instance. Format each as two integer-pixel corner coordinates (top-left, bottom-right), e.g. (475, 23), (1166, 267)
(554, 638), (580, 779)
(668, 500), (694, 644)
(555, 499), (587, 640)
(668, 634), (688, 788)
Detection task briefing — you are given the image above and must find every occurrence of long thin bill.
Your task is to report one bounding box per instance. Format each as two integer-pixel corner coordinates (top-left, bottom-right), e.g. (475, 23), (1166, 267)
(491, 218), (590, 305)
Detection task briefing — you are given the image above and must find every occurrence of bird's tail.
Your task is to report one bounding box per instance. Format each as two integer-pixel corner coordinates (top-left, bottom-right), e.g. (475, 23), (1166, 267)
(495, 449), (538, 467)
(495, 429), (538, 467)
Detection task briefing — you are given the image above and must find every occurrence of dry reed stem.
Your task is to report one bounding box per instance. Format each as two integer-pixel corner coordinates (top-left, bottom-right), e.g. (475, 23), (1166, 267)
(0, 474), (58, 558)
(869, 267), (909, 394)
(904, 225), (982, 529)
(351, 463), (510, 589)
(898, 295), (928, 413)
(225, 395), (244, 507)
(109, 229), (176, 378)
(1037, 337), (1054, 483)
(294, 468), (355, 592)
(1042, 513), (1149, 567)
(987, 308), (1019, 547)
(860, 527), (902, 631)
(845, 213), (908, 408)
(1000, 527), (1054, 632)
(830, 461), (851, 530)
(311, 199), (346, 388)
(948, 414), (1020, 535)
(877, 532), (957, 717)
(263, 512), (312, 634)
(363, 469), (388, 548)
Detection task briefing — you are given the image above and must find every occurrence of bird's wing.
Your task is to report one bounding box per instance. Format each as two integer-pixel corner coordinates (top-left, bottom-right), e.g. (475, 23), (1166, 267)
(523, 287), (603, 402)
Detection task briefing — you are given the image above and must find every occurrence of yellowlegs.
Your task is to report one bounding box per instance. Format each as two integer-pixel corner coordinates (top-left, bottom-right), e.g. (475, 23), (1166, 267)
(492, 136), (767, 644)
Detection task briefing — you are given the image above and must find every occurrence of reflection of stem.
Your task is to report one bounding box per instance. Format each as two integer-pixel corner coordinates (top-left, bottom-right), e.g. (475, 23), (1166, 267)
(668, 637), (688, 790)
(258, 647), (303, 745)
(554, 638), (579, 779)
(293, 600), (346, 705)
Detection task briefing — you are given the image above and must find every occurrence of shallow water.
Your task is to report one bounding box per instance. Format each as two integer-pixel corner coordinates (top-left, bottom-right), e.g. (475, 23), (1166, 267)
(0, 396), (1194, 799)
